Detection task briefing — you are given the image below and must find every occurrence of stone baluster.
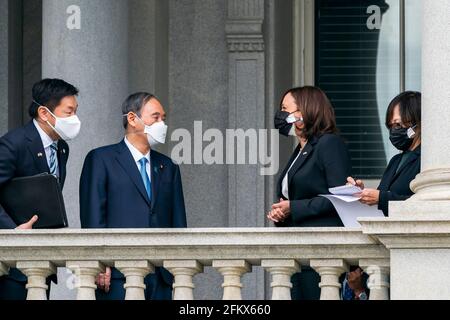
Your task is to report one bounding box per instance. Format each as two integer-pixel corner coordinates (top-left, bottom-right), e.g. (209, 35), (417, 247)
(311, 259), (348, 300)
(115, 260), (154, 300)
(261, 259), (300, 300)
(164, 260), (203, 300)
(67, 261), (105, 300)
(213, 260), (251, 300)
(16, 261), (56, 300)
(360, 259), (390, 300)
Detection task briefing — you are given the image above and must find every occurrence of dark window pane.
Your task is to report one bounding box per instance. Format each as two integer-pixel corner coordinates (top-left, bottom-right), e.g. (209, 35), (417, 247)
(315, 0), (391, 179)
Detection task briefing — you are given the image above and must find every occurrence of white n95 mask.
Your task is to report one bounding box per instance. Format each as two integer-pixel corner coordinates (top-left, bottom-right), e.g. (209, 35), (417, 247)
(39, 105), (81, 141)
(144, 120), (168, 147)
(133, 115), (168, 147)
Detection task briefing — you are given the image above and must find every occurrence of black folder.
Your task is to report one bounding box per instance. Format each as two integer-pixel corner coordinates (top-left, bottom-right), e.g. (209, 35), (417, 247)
(0, 173), (68, 229)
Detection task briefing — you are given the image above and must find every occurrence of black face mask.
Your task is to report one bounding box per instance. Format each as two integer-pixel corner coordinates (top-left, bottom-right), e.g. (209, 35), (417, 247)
(389, 126), (415, 151)
(274, 110), (302, 137)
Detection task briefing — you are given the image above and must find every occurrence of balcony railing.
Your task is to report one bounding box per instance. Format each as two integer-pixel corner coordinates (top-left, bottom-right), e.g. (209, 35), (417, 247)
(0, 228), (390, 300)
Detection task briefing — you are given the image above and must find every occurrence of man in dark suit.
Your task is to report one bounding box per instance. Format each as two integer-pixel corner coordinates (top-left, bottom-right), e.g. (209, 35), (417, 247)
(79, 92), (187, 300)
(0, 78), (80, 300)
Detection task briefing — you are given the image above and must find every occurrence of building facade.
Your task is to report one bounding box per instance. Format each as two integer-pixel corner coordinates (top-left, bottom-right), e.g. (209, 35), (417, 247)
(1, 0), (450, 300)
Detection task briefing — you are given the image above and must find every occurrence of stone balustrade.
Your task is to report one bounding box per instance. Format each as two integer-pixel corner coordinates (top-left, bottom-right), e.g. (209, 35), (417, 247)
(0, 228), (389, 300)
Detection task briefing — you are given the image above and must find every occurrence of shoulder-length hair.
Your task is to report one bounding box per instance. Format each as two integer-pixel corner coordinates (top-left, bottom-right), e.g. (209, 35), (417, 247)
(385, 91), (421, 144)
(280, 86), (338, 140)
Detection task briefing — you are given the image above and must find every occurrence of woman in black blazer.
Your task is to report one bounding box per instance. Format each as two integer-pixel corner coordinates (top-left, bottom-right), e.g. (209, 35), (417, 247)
(343, 92), (422, 299)
(268, 86), (352, 300)
(348, 91), (422, 216)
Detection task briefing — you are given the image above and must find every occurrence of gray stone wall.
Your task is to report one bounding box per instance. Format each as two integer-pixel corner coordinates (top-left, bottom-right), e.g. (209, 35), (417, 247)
(0, 0), (9, 136)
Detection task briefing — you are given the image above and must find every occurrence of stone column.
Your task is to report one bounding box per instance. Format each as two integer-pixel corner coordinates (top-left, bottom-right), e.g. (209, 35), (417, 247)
(0, 0), (9, 135)
(261, 260), (299, 300)
(17, 261), (56, 300)
(42, 0), (129, 228)
(0, 262), (9, 277)
(115, 260), (154, 300)
(226, 0), (267, 300)
(311, 259), (348, 300)
(42, 1), (129, 299)
(360, 259), (390, 301)
(0, 0), (23, 135)
(164, 260), (203, 300)
(366, 0), (450, 300)
(212, 260), (251, 300)
(407, 0), (450, 203)
(66, 261), (105, 300)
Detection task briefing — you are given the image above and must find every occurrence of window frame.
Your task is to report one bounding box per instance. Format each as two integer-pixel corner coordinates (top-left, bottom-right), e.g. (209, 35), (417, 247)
(292, 0), (409, 183)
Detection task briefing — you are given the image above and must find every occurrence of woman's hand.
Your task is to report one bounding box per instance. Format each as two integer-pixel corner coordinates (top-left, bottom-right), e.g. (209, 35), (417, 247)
(356, 188), (380, 206)
(267, 199), (291, 223)
(347, 177), (365, 190)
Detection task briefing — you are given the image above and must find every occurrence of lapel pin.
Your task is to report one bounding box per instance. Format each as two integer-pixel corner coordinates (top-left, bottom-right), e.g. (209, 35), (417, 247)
(62, 149), (66, 154)
(303, 152), (308, 155)
(37, 153), (43, 157)
(160, 165), (164, 170)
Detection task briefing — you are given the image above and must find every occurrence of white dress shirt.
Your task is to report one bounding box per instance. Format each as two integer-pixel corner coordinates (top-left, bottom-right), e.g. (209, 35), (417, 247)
(33, 119), (59, 175)
(281, 147), (303, 200)
(124, 137), (151, 181)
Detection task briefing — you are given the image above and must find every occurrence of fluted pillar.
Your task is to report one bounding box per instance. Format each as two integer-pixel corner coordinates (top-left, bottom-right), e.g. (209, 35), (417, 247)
(360, 260), (390, 300)
(164, 260), (203, 300)
(311, 259), (348, 300)
(261, 260), (300, 300)
(67, 261), (105, 300)
(17, 261), (56, 300)
(115, 260), (154, 300)
(213, 260), (251, 300)
(408, 0), (450, 202)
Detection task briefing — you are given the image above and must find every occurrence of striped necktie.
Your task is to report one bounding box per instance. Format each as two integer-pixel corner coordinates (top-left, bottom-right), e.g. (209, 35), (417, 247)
(49, 142), (58, 176)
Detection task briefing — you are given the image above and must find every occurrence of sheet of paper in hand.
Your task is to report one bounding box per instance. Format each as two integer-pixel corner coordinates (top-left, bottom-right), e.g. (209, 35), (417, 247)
(319, 185), (384, 227)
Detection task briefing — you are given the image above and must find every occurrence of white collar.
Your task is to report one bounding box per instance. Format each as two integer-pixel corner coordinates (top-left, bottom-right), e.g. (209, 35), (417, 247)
(124, 137), (150, 163)
(33, 119), (56, 149)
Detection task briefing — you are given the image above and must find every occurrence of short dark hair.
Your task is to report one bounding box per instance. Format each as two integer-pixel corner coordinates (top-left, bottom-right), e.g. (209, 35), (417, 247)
(121, 92), (155, 129)
(385, 91), (421, 129)
(280, 86), (338, 140)
(29, 78), (79, 118)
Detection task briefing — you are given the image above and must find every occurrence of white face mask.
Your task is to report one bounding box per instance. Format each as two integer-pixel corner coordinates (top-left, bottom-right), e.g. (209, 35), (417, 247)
(40, 105), (81, 141)
(135, 116), (168, 147)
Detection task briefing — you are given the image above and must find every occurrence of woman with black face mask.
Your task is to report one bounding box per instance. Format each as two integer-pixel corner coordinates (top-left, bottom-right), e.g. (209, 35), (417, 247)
(348, 91), (422, 216)
(268, 86), (352, 300)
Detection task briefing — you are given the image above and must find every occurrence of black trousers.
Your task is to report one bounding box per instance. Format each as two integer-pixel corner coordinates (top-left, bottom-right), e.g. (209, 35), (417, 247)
(291, 267), (321, 300)
(0, 275), (52, 300)
(96, 273), (172, 301)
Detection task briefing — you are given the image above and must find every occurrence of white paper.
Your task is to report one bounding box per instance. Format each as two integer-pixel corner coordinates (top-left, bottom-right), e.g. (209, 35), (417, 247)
(319, 185), (384, 227)
(329, 185), (362, 196)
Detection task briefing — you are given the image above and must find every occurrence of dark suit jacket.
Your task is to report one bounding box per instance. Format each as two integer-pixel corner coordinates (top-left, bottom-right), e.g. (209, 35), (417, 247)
(79, 140), (187, 287)
(0, 120), (69, 281)
(377, 146), (421, 216)
(276, 134), (352, 227)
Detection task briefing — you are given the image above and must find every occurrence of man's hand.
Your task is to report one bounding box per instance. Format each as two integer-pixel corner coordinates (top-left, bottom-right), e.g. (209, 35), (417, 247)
(356, 189), (380, 206)
(347, 177), (365, 190)
(267, 199), (291, 223)
(96, 267), (111, 292)
(15, 215), (38, 230)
